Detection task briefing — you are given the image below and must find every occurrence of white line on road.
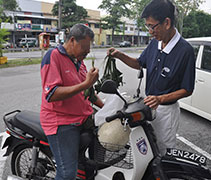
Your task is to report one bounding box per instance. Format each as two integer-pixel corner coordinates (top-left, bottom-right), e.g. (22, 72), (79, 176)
(177, 133), (211, 160)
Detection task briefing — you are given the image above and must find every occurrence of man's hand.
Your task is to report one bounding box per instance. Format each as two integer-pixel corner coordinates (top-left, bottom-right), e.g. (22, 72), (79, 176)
(144, 95), (161, 109)
(85, 67), (99, 88)
(107, 48), (121, 58)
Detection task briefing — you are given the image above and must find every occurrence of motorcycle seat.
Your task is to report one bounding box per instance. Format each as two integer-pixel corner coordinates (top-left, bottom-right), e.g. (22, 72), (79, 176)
(12, 110), (48, 143)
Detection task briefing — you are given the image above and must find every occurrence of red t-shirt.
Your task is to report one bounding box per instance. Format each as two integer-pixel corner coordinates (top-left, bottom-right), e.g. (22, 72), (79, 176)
(40, 45), (93, 135)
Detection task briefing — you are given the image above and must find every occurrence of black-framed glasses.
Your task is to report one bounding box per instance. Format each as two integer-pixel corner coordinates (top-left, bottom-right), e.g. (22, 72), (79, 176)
(145, 23), (160, 31)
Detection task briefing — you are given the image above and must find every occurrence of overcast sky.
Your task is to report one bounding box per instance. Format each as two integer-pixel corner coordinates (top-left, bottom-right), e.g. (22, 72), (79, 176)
(37, 0), (211, 14)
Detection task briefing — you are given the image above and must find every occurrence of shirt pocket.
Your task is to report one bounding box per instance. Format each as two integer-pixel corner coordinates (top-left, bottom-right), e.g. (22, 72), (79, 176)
(156, 73), (171, 91)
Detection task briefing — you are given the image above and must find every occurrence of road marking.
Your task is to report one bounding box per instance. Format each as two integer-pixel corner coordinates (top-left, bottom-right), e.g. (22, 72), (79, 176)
(176, 133), (211, 160)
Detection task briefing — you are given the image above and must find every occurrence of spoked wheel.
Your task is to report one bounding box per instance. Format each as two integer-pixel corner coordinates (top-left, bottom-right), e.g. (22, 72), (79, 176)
(11, 144), (56, 179)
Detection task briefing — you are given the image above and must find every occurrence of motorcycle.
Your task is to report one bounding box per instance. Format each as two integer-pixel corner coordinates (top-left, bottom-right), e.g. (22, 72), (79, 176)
(2, 78), (211, 180)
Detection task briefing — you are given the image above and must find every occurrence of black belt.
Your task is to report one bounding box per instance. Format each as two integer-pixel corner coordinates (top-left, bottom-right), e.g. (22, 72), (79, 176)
(160, 101), (177, 105)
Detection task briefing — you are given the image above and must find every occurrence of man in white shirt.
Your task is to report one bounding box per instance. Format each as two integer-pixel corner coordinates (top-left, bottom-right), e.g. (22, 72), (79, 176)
(108, 0), (196, 155)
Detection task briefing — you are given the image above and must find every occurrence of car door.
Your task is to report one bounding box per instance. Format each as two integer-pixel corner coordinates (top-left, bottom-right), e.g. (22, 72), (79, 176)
(191, 42), (211, 116)
(179, 42), (201, 107)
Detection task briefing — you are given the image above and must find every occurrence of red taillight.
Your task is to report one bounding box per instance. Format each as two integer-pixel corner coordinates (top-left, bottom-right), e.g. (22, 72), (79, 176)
(6, 130), (11, 135)
(40, 140), (49, 146)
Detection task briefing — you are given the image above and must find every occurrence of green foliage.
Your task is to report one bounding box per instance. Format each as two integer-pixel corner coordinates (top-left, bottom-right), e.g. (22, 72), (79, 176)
(130, 0), (151, 45)
(0, 20), (10, 57)
(0, 58), (42, 68)
(183, 10), (211, 38)
(94, 55), (123, 93)
(0, 0), (4, 16)
(173, 0), (205, 34)
(99, 0), (132, 45)
(52, 0), (88, 29)
(131, 0), (151, 28)
(0, 0), (14, 57)
(2, 0), (19, 11)
(0, 0), (19, 23)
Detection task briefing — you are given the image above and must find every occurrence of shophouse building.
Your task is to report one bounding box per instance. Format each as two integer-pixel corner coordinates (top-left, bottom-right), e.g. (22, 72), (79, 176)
(1, 0), (149, 47)
(2, 0), (58, 47)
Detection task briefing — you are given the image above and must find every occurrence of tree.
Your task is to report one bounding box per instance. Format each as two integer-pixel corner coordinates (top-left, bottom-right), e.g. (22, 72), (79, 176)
(99, 0), (132, 45)
(173, 0), (205, 34)
(0, 0), (19, 23)
(131, 0), (151, 46)
(183, 10), (211, 38)
(0, 0), (10, 57)
(2, 0), (18, 11)
(52, 0), (88, 30)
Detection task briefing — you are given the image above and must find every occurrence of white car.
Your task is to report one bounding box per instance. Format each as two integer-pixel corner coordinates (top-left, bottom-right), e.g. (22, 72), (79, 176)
(49, 40), (58, 48)
(2, 41), (11, 49)
(179, 37), (211, 121)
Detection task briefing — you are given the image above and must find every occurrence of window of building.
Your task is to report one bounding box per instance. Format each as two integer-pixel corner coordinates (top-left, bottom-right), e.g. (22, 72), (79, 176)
(46, 19), (51, 25)
(94, 23), (100, 28)
(31, 18), (41, 24)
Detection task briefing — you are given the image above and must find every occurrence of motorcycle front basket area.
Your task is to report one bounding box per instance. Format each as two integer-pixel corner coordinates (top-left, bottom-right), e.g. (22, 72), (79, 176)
(93, 139), (133, 169)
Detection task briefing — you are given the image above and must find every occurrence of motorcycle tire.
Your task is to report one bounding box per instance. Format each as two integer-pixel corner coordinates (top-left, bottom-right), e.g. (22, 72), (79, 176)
(144, 172), (207, 180)
(166, 173), (207, 180)
(11, 144), (56, 179)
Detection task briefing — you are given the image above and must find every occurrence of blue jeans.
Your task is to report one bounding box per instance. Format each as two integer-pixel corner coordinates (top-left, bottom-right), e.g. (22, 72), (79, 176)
(47, 125), (81, 180)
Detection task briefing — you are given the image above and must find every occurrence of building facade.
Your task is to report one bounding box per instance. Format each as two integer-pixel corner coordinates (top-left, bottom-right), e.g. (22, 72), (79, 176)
(1, 0), (149, 47)
(2, 0), (58, 47)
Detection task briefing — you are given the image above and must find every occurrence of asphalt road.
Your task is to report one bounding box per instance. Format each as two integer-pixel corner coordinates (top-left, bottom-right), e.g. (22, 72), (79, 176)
(0, 48), (211, 179)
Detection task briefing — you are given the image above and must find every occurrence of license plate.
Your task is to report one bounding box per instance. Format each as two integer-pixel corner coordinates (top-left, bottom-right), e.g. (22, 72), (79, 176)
(166, 148), (207, 166)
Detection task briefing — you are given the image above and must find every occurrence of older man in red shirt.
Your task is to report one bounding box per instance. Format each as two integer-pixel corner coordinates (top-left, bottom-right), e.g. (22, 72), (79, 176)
(40, 24), (103, 180)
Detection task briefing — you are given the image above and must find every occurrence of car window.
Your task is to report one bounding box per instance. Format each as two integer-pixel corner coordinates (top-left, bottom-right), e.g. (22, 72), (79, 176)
(201, 45), (211, 72)
(190, 43), (200, 60)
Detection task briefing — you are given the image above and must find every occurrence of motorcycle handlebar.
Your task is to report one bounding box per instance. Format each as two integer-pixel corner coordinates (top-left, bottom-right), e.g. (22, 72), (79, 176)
(105, 111), (122, 122)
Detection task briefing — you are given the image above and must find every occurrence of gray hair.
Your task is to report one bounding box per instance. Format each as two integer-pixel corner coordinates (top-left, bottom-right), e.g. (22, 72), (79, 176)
(66, 23), (94, 42)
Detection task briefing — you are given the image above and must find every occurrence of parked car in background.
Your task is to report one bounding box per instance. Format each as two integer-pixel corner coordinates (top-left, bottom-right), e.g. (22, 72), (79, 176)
(49, 40), (59, 48)
(2, 41), (11, 49)
(179, 37), (211, 121)
(118, 41), (131, 47)
(17, 38), (38, 47)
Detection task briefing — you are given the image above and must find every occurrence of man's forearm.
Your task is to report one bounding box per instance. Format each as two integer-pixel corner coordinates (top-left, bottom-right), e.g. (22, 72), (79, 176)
(158, 89), (192, 104)
(117, 52), (140, 69)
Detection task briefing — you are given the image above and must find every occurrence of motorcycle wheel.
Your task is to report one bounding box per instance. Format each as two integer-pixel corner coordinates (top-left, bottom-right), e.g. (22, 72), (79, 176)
(144, 172), (205, 180)
(166, 173), (206, 180)
(11, 144), (56, 179)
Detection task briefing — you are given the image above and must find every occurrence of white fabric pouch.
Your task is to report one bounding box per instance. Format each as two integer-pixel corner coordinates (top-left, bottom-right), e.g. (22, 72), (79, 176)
(94, 94), (124, 126)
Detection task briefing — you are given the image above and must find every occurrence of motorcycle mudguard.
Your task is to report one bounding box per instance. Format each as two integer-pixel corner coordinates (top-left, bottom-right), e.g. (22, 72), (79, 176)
(161, 156), (211, 179)
(2, 136), (32, 157)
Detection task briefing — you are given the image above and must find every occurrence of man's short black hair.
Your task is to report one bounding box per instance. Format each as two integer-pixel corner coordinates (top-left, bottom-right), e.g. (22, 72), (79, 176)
(141, 0), (175, 27)
(66, 23), (94, 42)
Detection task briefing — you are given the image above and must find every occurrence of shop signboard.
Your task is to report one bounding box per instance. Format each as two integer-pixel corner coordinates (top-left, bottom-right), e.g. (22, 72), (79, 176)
(17, 20), (31, 30)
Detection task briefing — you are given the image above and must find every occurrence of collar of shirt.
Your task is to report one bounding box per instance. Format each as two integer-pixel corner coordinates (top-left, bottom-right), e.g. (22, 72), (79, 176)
(158, 28), (181, 54)
(57, 44), (81, 71)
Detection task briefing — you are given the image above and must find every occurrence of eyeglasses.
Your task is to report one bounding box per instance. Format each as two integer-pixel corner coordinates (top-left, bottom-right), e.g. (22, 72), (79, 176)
(145, 23), (160, 31)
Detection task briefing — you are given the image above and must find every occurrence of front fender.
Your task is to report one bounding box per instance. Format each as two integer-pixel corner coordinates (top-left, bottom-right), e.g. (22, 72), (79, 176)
(2, 136), (32, 157)
(162, 156), (211, 179)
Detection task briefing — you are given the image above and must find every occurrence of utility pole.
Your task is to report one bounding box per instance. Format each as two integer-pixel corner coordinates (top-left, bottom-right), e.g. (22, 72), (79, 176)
(58, 0), (62, 31)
